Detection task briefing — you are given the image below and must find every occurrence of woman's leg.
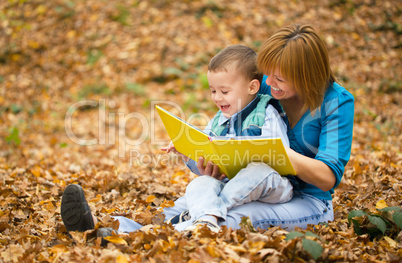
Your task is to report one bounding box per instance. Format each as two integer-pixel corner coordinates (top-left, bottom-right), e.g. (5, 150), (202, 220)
(116, 182), (226, 233)
(116, 192), (333, 232)
(113, 216), (143, 233)
(114, 196), (190, 233)
(221, 191), (333, 231)
(162, 196), (189, 220)
(219, 163), (293, 211)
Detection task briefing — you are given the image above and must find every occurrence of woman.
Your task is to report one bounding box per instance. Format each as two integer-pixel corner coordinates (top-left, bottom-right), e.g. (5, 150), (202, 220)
(61, 24), (354, 233)
(164, 23), (354, 231)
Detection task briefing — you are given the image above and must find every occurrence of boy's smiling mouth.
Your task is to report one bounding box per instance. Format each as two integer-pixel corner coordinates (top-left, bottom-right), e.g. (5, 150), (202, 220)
(220, 105), (230, 111)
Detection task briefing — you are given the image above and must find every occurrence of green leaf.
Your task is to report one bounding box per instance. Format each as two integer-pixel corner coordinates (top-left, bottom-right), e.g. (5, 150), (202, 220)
(11, 104), (23, 114)
(348, 210), (367, 224)
(5, 127), (21, 145)
(285, 231), (304, 240)
(239, 217), (256, 232)
(86, 49), (104, 65)
(367, 215), (387, 234)
(111, 4), (130, 25)
(302, 239), (323, 260)
(393, 212), (402, 229)
(60, 143), (67, 148)
(199, 73), (209, 90)
(350, 218), (365, 235)
(367, 227), (382, 238)
(163, 67), (182, 77)
(202, 16), (213, 28)
(79, 83), (110, 99)
(379, 206), (402, 212)
(125, 83), (145, 96)
(305, 231), (320, 239)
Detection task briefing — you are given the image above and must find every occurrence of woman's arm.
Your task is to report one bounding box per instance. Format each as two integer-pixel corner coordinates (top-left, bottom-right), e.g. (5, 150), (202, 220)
(286, 86), (355, 192)
(286, 147), (336, 192)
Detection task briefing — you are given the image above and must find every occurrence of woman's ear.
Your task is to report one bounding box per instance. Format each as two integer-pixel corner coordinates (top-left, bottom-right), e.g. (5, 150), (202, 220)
(249, 79), (260, 95)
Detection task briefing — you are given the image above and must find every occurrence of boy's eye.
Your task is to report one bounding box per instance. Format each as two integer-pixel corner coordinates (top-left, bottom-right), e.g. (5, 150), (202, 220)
(211, 90), (216, 94)
(222, 91), (228, 94)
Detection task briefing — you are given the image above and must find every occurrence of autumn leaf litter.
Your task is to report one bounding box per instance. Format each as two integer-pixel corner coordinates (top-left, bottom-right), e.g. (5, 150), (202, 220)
(0, 0), (401, 262)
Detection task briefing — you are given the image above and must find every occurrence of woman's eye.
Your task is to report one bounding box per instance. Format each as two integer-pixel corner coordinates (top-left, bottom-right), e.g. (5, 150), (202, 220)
(276, 77), (283, 82)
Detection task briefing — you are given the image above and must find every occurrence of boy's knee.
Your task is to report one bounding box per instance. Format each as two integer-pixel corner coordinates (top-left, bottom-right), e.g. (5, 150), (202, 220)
(248, 162), (275, 172)
(190, 175), (217, 184)
(186, 175), (222, 191)
(237, 162), (277, 178)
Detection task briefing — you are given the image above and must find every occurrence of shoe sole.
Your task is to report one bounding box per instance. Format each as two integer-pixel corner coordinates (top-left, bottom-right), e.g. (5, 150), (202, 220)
(97, 228), (117, 246)
(185, 219), (220, 233)
(61, 184), (94, 232)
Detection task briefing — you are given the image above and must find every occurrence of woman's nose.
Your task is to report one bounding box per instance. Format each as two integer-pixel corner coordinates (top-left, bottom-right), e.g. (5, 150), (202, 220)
(265, 75), (274, 86)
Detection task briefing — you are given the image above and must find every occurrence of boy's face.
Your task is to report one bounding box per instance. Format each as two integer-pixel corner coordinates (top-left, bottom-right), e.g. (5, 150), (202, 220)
(208, 69), (258, 118)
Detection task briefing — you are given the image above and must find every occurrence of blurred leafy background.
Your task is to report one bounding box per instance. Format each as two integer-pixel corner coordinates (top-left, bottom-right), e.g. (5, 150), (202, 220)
(0, 0), (401, 262)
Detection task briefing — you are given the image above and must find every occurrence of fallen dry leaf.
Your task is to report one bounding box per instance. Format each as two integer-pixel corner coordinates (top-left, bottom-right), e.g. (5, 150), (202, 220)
(0, 0), (400, 262)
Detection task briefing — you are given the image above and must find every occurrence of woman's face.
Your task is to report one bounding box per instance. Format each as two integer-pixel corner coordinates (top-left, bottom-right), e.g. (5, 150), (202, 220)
(265, 69), (298, 101)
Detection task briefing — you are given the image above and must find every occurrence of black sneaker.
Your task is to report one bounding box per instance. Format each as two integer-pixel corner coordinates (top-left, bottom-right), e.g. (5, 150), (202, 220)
(97, 227), (118, 246)
(166, 210), (191, 225)
(61, 184), (95, 232)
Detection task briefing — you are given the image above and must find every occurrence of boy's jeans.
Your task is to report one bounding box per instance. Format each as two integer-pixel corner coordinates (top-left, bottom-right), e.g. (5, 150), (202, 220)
(113, 163), (333, 232)
(184, 163), (293, 222)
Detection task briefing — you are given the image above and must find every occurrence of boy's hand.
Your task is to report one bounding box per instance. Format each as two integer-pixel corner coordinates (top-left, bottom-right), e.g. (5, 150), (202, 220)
(160, 141), (176, 153)
(197, 157), (227, 180)
(161, 142), (190, 162)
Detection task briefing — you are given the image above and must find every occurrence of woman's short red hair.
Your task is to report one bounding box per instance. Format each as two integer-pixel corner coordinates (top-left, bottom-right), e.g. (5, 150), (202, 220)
(257, 24), (336, 112)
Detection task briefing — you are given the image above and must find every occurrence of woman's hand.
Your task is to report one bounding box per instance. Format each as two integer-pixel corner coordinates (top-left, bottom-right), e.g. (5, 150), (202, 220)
(161, 142), (190, 162)
(196, 157), (227, 180)
(285, 147), (336, 192)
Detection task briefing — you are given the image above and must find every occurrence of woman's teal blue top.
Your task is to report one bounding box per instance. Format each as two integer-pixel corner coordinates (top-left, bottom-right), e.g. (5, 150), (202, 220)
(260, 76), (355, 200)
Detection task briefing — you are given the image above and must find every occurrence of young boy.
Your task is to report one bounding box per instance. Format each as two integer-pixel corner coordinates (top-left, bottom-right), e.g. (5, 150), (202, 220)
(162, 45), (293, 232)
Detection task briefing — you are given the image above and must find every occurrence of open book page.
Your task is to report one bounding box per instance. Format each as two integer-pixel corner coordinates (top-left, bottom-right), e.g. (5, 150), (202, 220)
(210, 137), (296, 179)
(156, 105), (296, 179)
(156, 105), (217, 162)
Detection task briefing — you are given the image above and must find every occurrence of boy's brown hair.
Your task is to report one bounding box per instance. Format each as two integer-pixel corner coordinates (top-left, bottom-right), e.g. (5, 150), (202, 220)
(257, 24), (337, 112)
(209, 45), (263, 83)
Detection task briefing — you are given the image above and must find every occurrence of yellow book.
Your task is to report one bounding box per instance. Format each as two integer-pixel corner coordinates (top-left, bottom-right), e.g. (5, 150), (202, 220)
(156, 105), (296, 179)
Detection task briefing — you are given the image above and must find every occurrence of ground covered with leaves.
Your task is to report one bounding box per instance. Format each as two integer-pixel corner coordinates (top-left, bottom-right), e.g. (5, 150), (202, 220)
(0, 0), (401, 262)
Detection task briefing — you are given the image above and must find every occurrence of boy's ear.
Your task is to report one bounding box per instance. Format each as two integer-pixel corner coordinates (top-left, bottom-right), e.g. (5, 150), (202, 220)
(248, 79), (260, 95)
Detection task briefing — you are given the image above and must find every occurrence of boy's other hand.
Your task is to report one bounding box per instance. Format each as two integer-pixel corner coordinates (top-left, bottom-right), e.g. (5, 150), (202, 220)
(160, 141), (176, 153)
(161, 142), (190, 162)
(197, 157), (227, 180)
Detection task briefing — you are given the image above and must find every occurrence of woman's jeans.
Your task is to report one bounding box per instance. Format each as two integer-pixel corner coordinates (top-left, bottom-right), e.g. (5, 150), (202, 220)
(113, 163), (333, 232)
